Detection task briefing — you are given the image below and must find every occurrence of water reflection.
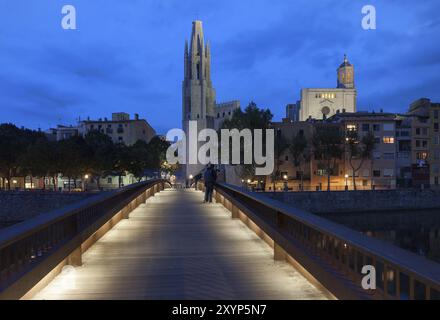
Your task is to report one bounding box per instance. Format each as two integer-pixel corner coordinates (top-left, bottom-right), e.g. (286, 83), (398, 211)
(318, 209), (440, 264)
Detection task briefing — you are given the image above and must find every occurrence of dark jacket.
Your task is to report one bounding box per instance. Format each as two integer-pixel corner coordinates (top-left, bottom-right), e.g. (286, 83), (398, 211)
(203, 167), (217, 184)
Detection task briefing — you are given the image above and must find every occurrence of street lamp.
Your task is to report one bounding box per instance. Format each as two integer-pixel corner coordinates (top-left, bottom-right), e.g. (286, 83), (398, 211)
(83, 174), (90, 192)
(189, 174), (193, 180)
(344, 174), (349, 190)
(283, 175), (288, 192)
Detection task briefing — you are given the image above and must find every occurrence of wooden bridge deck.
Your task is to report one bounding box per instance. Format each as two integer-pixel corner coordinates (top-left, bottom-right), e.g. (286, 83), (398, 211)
(32, 189), (329, 300)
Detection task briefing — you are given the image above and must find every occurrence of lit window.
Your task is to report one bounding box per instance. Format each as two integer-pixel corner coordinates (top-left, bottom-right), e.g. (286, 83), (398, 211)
(346, 124), (357, 131)
(383, 137), (395, 144)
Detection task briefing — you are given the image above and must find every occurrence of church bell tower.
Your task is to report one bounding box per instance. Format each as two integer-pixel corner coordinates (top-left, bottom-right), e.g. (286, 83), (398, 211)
(182, 21), (217, 180)
(337, 54), (355, 89)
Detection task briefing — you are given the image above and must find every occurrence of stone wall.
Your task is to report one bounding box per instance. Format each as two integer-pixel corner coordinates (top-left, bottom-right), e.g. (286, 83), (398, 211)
(262, 189), (440, 214)
(0, 191), (99, 227)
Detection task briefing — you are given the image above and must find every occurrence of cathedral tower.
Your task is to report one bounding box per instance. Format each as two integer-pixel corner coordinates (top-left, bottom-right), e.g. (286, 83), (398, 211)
(337, 54), (355, 89)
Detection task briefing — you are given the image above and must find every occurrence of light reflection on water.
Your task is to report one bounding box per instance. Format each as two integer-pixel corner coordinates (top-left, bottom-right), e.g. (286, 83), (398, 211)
(318, 209), (440, 264)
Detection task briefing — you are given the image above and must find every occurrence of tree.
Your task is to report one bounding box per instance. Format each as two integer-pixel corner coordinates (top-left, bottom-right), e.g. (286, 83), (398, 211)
(84, 131), (116, 190)
(146, 136), (171, 170)
(57, 136), (90, 191)
(21, 138), (52, 189)
(220, 101), (273, 181)
(312, 125), (344, 191)
(127, 140), (150, 182)
(0, 124), (45, 190)
(345, 130), (375, 190)
(289, 132), (309, 190)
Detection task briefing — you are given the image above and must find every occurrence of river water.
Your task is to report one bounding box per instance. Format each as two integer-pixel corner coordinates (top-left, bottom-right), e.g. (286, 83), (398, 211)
(318, 209), (440, 264)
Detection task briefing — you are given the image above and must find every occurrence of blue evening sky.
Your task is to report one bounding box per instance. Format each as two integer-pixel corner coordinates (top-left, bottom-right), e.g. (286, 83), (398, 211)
(0, 0), (439, 134)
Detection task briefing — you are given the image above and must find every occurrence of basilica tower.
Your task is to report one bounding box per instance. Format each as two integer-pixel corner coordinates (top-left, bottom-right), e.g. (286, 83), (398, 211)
(182, 20), (216, 123)
(182, 21), (217, 180)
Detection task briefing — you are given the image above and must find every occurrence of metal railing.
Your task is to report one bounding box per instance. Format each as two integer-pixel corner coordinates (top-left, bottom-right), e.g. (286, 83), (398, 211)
(213, 182), (440, 300)
(0, 179), (168, 299)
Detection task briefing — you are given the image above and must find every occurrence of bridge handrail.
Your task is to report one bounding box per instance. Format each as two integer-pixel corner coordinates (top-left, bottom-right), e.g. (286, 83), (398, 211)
(215, 182), (440, 300)
(0, 179), (167, 298)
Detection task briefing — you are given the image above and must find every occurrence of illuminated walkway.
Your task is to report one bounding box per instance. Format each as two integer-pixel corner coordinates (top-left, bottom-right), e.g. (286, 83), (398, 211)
(33, 189), (329, 300)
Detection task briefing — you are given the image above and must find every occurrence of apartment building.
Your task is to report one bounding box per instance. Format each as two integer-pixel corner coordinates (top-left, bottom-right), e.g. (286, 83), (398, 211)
(329, 112), (398, 190)
(78, 112), (156, 146)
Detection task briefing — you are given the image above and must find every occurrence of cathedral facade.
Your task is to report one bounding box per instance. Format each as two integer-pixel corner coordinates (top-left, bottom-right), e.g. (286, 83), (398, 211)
(298, 55), (357, 121)
(182, 21), (240, 179)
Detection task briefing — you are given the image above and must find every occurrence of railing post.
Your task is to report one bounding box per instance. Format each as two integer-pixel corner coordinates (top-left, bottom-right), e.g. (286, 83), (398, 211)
(274, 243), (287, 261)
(231, 204), (239, 219)
(67, 247), (82, 267)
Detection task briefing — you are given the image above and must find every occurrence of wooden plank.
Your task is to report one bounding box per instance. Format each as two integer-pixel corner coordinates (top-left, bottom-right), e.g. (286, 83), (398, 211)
(32, 189), (329, 300)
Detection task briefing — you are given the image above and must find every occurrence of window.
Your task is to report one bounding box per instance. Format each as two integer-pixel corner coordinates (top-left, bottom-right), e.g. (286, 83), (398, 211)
(416, 140), (421, 148)
(423, 140), (428, 148)
(434, 110), (439, 119)
(422, 128), (428, 135)
(373, 151), (381, 159)
(107, 177), (112, 183)
(285, 155), (289, 161)
(383, 153), (395, 160)
(435, 150), (440, 160)
(118, 136), (123, 141)
(374, 137), (381, 144)
(383, 137), (395, 144)
(362, 124), (370, 132)
(435, 123), (439, 132)
(416, 128), (421, 135)
(417, 152), (428, 160)
(383, 123), (395, 131)
(373, 170), (381, 177)
(434, 136), (440, 145)
(383, 169), (394, 177)
(346, 124), (357, 131)
(373, 124), (380, 131)
(400, 131), (410, 137)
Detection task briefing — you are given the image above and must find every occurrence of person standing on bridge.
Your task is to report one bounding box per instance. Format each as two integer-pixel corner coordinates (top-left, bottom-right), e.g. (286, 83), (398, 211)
(203, 164), (217, 203)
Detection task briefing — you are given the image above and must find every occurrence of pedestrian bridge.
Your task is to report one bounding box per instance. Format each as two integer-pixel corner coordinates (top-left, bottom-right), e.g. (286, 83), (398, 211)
(0, 180), (439, 300)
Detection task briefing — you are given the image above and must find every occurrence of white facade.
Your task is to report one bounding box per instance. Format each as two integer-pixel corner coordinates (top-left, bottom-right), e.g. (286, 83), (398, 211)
(298, 55), (357, 121)
(300, 88), (357, 120)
